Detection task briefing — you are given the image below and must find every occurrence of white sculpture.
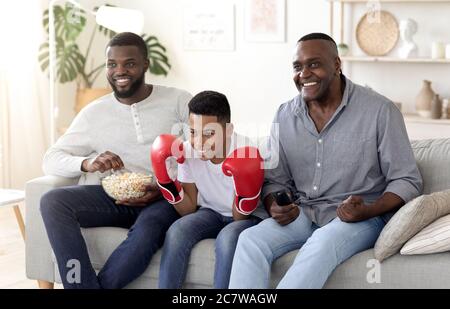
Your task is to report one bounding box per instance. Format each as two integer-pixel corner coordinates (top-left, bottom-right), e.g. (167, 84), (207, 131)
(398, 19), (418, 59)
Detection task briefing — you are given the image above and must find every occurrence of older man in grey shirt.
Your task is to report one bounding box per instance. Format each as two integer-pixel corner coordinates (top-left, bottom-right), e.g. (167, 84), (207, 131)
(229, 33), (423, 289)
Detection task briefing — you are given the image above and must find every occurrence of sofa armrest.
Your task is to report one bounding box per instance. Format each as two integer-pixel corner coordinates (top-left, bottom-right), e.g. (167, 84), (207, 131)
(25, 175), (79, 282)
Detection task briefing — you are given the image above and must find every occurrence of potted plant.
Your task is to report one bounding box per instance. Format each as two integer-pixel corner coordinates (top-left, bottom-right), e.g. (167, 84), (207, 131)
(39, 3), (171, 113)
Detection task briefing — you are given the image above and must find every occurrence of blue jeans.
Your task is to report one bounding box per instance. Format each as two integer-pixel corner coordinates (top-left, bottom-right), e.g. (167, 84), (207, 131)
(40, 185), (180, 289)
(228, 209), (385, 288)
(158, 207), (261, 289)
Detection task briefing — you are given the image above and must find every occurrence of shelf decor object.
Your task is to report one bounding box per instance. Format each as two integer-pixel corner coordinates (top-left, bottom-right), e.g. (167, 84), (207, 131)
(431, 42), (446, 59)
(398, 18), (418, 59)
(356, 10), (399, 56)
(430, 94), (443, 119)
(415, 80), (436, 118)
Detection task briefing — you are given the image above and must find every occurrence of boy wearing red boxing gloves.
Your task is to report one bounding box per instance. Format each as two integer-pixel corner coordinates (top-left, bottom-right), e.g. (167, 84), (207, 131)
(151, 91), (267, 288)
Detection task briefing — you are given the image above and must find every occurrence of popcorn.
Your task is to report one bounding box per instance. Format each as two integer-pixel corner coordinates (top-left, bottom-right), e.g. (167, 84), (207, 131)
(101, 172), (153, 201)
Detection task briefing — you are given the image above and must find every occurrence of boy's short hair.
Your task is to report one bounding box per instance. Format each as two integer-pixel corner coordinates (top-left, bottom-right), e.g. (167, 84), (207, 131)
(188, 91), (231, 123)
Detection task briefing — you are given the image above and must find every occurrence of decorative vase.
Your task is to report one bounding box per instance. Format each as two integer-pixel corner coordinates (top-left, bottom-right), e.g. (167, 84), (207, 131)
(337, 43), (349, 57)
(75, 87), (111, 114)
(430, 94), (442, 119)
(415, 80), (435, 118)
(443, 98), (450, 119)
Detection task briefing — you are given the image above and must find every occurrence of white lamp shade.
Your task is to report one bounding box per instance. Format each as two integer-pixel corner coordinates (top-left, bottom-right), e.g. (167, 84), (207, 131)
(96, 5), (144, 34)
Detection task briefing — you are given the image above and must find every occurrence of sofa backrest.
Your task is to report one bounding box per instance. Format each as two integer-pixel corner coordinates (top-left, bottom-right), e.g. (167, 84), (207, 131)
(253, 136), (450, 195)
(411, 138), (450, 194)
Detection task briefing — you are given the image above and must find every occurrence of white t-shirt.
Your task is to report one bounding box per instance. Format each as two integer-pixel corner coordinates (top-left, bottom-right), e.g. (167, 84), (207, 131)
(43, 85), (192, 184)
(177, 134), (268, 219)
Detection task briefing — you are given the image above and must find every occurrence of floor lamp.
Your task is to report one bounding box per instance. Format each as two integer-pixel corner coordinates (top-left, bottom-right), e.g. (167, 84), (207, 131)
(48, 0), (144, 144)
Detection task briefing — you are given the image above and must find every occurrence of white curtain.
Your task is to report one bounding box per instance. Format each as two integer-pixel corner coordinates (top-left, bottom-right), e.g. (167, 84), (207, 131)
(0, 1), (49, 189)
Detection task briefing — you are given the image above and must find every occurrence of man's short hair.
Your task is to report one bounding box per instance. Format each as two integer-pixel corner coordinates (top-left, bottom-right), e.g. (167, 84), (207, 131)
(188, 91), (231, 123)
(107, 32), (148, 59)
(297, 32), (338, 53)
(298, 32), (337, 45)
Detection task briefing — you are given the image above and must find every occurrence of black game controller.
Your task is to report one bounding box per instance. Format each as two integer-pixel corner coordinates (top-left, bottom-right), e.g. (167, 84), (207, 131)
(273, 190), (293, 206)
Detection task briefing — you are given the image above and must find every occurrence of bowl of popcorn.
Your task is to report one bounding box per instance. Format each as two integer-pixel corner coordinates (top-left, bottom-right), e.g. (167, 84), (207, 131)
(101, 172), (154, 201)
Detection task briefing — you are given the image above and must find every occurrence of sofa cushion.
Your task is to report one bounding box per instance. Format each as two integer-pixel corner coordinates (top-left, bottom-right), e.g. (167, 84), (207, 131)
(56, 226), (450, 289)
(81, 227), (302, 288)
(81, 227), (216, 288)
(411, 138), (450, 194)
(324, 249), (450, 288)
(374, 189), (450, 262)
(401, 213), (450, 255)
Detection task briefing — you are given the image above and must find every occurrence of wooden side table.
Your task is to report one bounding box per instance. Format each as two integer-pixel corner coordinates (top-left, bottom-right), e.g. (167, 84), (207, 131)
(0, 189), (25, 240)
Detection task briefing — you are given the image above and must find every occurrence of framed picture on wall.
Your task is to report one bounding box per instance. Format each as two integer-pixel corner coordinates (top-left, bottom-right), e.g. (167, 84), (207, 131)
(244, 0), (286, 42)
(183, 2), (235, 51)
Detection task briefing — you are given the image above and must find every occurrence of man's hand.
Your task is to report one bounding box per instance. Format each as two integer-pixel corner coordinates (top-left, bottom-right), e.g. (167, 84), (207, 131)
(116, 183), (162, 207)
(81, 151), (124, 173)
(337, 195), (372, 223)
(269, 201), (300, 226)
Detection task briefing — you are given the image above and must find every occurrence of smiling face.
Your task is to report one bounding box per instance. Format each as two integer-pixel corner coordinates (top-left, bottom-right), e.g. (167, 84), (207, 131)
(106, 45), (149, 99)
(188, 114), (232, 162)
(292, 40), (341, 103)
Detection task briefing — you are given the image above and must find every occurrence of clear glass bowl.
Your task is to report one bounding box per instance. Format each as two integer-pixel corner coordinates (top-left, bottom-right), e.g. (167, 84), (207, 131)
(101, 171), (153, 201)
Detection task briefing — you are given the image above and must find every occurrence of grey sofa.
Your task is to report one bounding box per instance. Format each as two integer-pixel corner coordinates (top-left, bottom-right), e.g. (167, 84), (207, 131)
(26, 138), (450, 288)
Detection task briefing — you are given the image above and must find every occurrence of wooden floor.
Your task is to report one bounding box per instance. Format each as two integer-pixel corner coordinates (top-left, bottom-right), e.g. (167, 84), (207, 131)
(0, 205), (34, 288)
(0, 205), (62, 289)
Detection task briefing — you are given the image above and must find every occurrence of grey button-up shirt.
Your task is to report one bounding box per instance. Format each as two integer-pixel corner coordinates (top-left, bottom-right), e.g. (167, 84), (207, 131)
(263, 77), (423, 226)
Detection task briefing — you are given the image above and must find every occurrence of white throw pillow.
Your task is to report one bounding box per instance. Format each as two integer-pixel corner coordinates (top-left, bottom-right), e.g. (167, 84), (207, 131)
(401, 214), (450, 255)
(374, 189), (450, 262)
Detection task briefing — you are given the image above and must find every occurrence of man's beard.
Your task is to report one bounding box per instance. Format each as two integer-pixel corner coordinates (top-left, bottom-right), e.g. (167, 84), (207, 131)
(109, 71), (145, 99)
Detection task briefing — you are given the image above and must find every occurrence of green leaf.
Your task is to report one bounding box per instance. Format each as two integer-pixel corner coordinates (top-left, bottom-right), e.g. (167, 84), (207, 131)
(39, 37), (86, 83)
(98, 25), (117, 39)
(143, 34), (171, 76)
(43, 4), (86, 41)
(148, 50), (169, 62)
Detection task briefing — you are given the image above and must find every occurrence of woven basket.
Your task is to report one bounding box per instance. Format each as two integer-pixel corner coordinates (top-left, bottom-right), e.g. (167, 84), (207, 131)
(356, 10), (399, 56)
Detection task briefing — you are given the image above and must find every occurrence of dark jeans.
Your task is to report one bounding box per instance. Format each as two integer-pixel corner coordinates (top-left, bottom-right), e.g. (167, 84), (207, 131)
(40, 185), (180, 289)
(158, 207), (261, 289)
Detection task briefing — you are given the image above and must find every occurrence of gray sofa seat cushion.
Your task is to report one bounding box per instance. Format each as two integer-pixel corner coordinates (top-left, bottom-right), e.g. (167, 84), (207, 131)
(83, 227), (215, 288)
(54, 226), (450, 289)
(324, 249), (450, 289)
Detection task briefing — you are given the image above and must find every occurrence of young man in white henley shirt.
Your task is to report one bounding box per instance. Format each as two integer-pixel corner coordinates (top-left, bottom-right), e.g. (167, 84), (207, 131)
(40, 32), (192, 289)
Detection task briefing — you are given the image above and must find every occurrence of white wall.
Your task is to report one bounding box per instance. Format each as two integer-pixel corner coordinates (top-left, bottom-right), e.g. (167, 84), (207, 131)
(55, 0), (329, 136)
(53, 0), (450, 136)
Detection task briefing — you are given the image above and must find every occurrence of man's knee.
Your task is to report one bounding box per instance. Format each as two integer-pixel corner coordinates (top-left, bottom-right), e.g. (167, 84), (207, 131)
(236, 226), (262, 249)
(40, 188), (69, 218)
(303, 229), (338, 260)
(140, 200), (179, 227)
(163, 220), (188, 247)
(216, 229), (239, 256)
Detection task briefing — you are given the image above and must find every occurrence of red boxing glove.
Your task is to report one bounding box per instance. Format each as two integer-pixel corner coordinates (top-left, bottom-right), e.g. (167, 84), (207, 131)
(222, 146), (264, 215)
(151, 134), (185, 204)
